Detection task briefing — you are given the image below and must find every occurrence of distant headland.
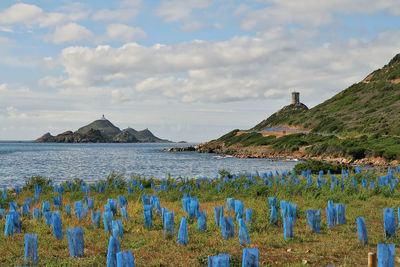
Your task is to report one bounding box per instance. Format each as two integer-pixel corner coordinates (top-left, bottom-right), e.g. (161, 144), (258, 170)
(169, 53), (400, 165)
(36, 115), (171, 143)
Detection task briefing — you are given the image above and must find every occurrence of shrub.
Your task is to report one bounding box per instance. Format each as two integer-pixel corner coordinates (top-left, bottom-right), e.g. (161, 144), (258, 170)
(293, 160), (353, 174)
(24, 175), (52, 191)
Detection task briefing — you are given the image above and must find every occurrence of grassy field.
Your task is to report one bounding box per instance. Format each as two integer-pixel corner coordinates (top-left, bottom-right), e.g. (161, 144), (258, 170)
(1, 169), (400, 266)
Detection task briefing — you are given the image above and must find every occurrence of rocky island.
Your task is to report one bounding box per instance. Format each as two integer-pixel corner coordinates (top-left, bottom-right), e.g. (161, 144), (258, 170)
(36, 116), (171, 143)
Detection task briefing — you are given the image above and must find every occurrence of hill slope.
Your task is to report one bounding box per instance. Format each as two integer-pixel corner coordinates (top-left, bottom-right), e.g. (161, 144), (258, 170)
(254, 54), (400, 135)
(76, 119), (121, 139)
(197, 53), (400, 164)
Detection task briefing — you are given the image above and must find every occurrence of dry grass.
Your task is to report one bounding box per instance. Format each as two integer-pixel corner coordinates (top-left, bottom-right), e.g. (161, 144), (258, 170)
(0, 174), (400, 266)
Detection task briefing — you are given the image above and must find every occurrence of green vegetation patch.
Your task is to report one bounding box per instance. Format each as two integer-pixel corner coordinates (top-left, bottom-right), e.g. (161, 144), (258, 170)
(293, 160), (353, 174)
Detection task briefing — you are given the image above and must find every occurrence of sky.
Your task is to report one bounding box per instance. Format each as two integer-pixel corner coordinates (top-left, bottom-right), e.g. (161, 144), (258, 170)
(0, 0), (400, 142)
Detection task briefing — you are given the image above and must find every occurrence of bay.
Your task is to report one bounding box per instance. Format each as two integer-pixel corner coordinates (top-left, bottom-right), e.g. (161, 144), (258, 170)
(0, 142), (300, 187)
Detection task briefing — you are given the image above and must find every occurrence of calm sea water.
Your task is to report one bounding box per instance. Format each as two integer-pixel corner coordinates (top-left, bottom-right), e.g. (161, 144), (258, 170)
(0, 142), (300, 187)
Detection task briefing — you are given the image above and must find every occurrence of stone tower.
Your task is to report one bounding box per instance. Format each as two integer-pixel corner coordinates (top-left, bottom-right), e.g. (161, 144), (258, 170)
(291, 92), (300, 104)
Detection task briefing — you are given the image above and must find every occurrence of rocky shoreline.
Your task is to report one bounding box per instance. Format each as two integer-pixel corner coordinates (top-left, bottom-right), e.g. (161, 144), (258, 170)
(166, 141), (394, 166)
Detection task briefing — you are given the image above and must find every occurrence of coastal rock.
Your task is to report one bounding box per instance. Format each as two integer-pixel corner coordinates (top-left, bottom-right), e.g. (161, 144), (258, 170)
(165, 146), (197, 152)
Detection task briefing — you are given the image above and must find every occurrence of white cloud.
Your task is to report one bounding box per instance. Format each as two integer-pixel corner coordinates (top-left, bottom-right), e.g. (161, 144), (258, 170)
(156, 0), (211, 22)
(240, 0), (400, 30)
(120, 0), (142, 8)
(100, 24), (147, 42)
(42, 28), (400, 105)
(44, 23), (94, 44)
(6, 106), (28, 120)
(92, 9), (139, 23)
(0, 4), (43, 26)
(39, 11), (88, 28)
(0, 3), (88, 29)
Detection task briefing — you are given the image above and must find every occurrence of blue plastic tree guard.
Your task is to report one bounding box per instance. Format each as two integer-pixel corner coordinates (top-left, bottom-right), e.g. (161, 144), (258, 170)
(235, 200), (244, 219)
(24, 234), (38, 265)
(280, 201), (290, 218)
(9, 202), (18, 211)
(326, 206), (336, 228)
(356, 217), (368, 245)
(197, 210), (207, 231)
(336, 203), (346, 225)
(42, 201), (50, 214)
(74, 201), (83, 216)
(270, 206), (278, 224)
(208, 254), (230, 267)
(288, 204), (297, 222)
(238, 218), (250, 246)
(283, 217), (293, 240)
(104, 211), (114, 233)
(75, 207), (84, 221)
(178, 217), (188, 245)
(107, 236), (121, 267)
(164, 212), (175, 235)
(112, 220), (123, 238)
(227, 198), (235, 211)
(53, 196), (62, 209)
(4, 215), (14, 236)
(245, 208), (252, 225)
(143, 210), (152, 229)
(161, 207), (169, 223)
(21, 205), (30, 218)
(116, 250), (135, 267)
(188, 200), (199, 219)
(108, 199), (117, 216)
(33, 208), (41, 221)
(91, 210), (101, 228)
(9, 211), (21, 233)
(117, 196), (127, 208)
(88, 198), (94, 210)
(181, 198), (190, 213)
(44, 211), (52, 226)
(268, 197), (277, 209)
(383, 208), (396, 239)
(242, 248), (259, 267)
(66, 227), (84, 258)
(66, 204), (71, 217)
(306, 209), (321, 233)
(121, 207), (129, 221)
(213, 206), (223, 226)
(377, 243), (395, 267)
(221, 216), (234, 239)
(52, 211), (63, 240)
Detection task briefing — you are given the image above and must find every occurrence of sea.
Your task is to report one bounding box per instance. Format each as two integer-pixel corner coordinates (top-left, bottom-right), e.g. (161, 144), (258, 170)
(0, 142), (300, 187)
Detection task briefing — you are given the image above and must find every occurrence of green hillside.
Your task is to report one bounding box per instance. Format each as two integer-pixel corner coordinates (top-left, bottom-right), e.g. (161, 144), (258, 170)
(76, 119), (121, 139)
(254, 53), (400, 135)
(204, 53), (400, 163)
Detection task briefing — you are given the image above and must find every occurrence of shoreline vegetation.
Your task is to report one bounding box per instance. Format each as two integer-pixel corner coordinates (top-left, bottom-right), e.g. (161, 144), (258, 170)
(1, 166), (400, 266)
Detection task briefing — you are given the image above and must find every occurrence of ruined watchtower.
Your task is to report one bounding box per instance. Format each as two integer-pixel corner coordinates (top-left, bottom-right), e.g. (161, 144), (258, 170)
(291, 92), (300, 104)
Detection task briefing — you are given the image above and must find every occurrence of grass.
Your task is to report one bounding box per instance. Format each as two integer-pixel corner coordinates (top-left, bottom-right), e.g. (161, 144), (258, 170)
(1, 169), (400, 266)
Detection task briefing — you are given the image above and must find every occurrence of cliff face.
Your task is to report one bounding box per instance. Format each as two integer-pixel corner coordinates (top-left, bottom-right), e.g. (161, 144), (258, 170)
(36, 119), (171, 143)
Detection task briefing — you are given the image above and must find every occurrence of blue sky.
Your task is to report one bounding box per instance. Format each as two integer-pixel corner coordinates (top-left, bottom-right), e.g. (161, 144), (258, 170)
(0, 0), (399, 141)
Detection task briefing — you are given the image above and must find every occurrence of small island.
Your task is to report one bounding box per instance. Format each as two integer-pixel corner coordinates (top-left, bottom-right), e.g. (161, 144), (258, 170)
(36, 115), (171, 143)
